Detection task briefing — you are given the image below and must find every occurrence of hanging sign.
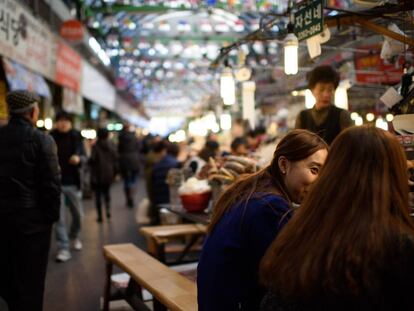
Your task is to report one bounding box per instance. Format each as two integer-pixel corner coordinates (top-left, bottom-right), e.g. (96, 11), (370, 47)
(60, 19), (84, 43)
(294, 0), (324, 41)
(55, 41), (82, 92)
(0, 81), (8, 120)
(2, 57), (51, 98)
(0, 0), (56, 80)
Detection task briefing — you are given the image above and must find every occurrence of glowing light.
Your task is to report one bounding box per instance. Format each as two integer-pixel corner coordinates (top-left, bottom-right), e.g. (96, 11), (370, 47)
(284, 33), (298, 75)
(386, 114), (394, 122)
(305, 89), (316, 109)
(350, 112), (359, 121)
(220, 68), (235, 106)
(220, 114), (232, 131)
(366, 113), (375, 122)
(36, 119), (44, 128)
(355, 116), (363, 126)
(44, 118), (53, 130)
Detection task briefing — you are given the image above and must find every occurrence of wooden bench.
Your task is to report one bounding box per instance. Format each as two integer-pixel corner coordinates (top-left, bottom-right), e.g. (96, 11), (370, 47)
(139, 224), (207, 264)
(103, 243), (197, 311)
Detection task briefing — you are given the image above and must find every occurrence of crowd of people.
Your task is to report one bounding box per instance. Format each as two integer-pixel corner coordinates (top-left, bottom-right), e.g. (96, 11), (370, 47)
(0, 65), (413, 311)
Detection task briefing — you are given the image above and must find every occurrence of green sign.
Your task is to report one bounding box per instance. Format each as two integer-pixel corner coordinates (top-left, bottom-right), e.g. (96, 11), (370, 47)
(294, 0), (324, 41)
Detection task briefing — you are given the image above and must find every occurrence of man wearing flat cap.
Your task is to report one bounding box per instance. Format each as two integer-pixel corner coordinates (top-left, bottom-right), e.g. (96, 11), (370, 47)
(0, 90), (61, 311)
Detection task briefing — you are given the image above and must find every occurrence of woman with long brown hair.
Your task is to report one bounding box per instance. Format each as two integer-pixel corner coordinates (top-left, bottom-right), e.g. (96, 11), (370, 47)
(197, 130), (328, 311)
(260, 126), (414, 310)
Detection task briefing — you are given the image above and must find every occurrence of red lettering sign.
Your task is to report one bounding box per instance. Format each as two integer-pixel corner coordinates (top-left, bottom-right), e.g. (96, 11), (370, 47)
(55, 41), (82, 92)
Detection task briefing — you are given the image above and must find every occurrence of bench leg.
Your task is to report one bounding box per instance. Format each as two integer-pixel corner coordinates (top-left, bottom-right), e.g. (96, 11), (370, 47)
(156, 242), (166, 263)
(103, 261), (113, 311)
(153, 298), (167, 311)
(175, 234), (201, 264)
(126, 278), (143, 300)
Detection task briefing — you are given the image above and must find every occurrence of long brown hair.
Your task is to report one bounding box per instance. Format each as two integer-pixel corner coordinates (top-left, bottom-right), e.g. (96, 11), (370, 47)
(208, 129), (328, 233)
(261, 126), (413, 300)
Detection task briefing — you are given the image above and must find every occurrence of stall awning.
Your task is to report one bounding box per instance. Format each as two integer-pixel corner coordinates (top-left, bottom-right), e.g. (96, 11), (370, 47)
(2, 57), (51, 98)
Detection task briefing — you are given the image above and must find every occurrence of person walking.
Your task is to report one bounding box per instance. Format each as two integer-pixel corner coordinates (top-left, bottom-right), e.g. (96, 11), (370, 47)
(50, 111), (86, 262)
(0, 90), (61, 311)
(118, 123), (141, 208)
(89, 128), (118, 222)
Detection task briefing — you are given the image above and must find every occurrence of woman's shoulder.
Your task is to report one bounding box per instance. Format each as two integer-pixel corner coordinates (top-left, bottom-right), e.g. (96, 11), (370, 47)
(239, 194), (291, 223)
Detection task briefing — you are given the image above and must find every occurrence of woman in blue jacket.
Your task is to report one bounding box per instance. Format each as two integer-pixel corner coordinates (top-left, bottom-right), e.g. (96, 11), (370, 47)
(197, 129), (328, 310)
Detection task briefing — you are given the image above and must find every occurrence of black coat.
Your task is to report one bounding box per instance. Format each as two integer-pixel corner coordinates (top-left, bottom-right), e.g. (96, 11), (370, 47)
(50, 128), (85, 188)
(90, 140), (118, 186)
(0, 116), (61, 233)
(118, 130), (140, 174)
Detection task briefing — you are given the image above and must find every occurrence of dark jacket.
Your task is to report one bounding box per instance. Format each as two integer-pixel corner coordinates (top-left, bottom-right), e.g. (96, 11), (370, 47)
(0, 116), (61, 232)
(90, 139), (118, 186)
(151, 154), (180, 205)
(50, 128), (85, 188)
(118, 130), (140, 174)
(197, 194), (291, 311)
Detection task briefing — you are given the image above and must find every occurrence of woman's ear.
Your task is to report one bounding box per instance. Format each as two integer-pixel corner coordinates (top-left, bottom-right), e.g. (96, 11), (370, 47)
(278, 156), (289, 175)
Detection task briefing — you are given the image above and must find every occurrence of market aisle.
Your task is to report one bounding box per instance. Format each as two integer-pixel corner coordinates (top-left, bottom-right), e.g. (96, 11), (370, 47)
(44, 180), (147, 311)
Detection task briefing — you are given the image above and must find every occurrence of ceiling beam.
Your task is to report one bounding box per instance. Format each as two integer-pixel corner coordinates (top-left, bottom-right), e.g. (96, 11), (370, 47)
(325, 15), (414, 47)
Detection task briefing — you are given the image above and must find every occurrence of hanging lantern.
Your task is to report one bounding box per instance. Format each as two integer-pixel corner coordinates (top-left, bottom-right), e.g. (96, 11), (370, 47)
(284, 31), (299, 75)
(220, 67), (236, 106)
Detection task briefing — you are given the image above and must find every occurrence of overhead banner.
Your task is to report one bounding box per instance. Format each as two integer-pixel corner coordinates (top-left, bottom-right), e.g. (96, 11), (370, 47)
(0, 0), (56, 80)
(2, 57), (51, 98)
(82, 62), (115, 111)
(56, 41), (82, 92)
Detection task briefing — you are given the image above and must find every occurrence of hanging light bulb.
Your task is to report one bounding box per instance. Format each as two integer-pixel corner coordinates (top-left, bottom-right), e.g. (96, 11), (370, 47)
(220, 66), (236, 106)
(284, 17), (298, 75)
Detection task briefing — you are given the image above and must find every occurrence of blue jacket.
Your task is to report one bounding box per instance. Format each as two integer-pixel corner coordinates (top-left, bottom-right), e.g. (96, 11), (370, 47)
(151, 155), (180, 205)
(197, 194), (291, 311)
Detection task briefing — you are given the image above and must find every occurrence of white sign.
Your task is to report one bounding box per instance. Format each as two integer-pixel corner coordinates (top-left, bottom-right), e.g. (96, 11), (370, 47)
(82, 61), (115, 111)
(0, 0), (56, 80)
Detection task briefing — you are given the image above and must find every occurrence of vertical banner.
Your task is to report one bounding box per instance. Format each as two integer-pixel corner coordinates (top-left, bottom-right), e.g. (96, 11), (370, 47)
(0, 81), (8, 120)
(55, 41), (82, 92)
(242, 81), (256, 129)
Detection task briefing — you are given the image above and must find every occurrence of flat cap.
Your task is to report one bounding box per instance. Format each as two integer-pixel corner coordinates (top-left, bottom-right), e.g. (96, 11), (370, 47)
(6, 90), (40, 113)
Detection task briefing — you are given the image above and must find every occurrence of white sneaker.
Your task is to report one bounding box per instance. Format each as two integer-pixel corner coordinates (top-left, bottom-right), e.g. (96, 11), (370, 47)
(56, 250), (71, 262)
(71, 239), (82, 251)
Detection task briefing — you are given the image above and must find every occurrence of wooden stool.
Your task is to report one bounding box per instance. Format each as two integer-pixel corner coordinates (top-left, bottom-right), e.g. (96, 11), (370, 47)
(139, 224), (207, 264)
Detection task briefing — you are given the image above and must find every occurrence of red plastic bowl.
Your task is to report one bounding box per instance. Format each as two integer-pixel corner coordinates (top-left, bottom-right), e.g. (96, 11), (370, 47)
(180, 191), (212, 213)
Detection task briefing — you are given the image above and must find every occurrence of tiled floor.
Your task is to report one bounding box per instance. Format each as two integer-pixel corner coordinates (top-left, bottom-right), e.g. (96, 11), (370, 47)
(44, 180), (147, 311)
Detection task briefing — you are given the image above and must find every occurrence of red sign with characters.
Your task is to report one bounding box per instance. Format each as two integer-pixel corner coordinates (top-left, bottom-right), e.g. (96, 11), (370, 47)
(354, 45), (403, 85)
(55, 41), (82, 92)
(60, 20), (84, 42)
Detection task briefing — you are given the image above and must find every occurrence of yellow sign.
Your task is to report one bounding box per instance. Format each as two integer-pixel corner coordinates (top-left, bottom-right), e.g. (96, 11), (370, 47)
(0, 81), (8, 120)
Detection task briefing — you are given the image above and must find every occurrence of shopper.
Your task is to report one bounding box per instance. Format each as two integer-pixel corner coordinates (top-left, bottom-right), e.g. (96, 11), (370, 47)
(295, 65), (353, 144)
(150, 142), (181, 224)
(231, 137), (249, 156)
(260, 126), (414, 310)
(197, 130), (328, 311)
(89, 128), (118, 222)
(50, 111), (86, 262)
(118, 123), (141, 208)
(0, 90), (61, 311)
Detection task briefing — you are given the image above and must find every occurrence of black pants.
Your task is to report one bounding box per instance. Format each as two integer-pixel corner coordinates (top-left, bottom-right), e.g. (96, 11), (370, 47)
(94, 183), (111, 219)
(0, 220), (52, 311)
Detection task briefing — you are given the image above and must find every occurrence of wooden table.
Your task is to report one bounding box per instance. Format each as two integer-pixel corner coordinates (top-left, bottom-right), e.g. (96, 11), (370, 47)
(158, 204), (210, 225)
